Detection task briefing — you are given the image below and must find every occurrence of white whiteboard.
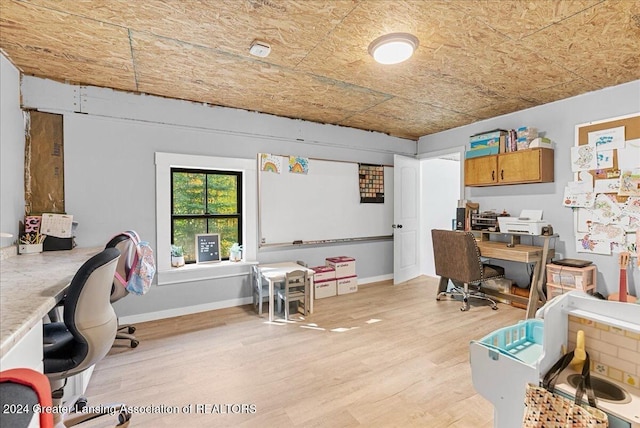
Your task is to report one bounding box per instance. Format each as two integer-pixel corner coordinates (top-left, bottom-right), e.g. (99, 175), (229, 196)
(259, 156), (393, 246)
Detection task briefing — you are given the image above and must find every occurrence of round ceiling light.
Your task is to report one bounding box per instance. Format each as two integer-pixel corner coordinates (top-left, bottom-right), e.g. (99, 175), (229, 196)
(368, 32), (419, 65)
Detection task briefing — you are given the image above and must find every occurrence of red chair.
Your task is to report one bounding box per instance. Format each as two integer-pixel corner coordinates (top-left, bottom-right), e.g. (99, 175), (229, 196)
(0, 368), (54, 428)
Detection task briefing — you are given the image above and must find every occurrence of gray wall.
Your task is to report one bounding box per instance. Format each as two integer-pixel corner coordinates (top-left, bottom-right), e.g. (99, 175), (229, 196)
(18, 74), (416, 321)
(417, 80), (640, 296)
(0, 55), (25, 241)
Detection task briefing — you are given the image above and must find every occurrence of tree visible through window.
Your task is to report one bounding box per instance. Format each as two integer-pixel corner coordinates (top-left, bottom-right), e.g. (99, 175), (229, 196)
(171, 168), (242, 263)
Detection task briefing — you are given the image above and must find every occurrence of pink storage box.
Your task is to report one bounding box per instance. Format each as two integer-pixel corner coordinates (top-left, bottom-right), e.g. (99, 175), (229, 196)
(311, 265), (336, 281)
(325, 256), (356, 278)
(337, 275), (358, 295)
(314, 279), (337, 299)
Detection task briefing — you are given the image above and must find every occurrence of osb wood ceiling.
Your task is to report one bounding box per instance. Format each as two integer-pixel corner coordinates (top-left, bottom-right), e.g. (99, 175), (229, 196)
(1, 0), (639, 141)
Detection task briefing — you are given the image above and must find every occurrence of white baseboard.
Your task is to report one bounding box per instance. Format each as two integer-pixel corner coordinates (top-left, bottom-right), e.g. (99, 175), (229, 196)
(358, 274), (393, 284)
(118, 275), (393, 324)
(118, 297), (253, 325)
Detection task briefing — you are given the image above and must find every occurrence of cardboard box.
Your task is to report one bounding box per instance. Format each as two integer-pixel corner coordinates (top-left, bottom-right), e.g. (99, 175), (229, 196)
(469, 130), (508, 143)
(314, 279), (337, 299)
(465, 147), (499, 159)
(311, 265), (336, 281)
(510, 285), (530, 309)
(337, 275), (358, 295)
(484, 278), (512, 293)
(326, 256), (356, 278)
(483, 278), (512, 304)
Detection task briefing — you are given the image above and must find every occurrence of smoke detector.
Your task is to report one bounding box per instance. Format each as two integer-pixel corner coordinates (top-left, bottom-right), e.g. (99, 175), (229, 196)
(249, 40), (271, 58)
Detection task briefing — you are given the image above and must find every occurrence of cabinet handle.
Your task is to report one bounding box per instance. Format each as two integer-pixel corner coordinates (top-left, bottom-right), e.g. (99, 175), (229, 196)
(492, 170), (495, 181)
(501, 170), (504, 180)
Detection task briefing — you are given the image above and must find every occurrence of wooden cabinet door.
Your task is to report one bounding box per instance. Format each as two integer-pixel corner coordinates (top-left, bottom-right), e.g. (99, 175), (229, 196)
(465, 156), (497, 185)
(498, 149), (542, 183)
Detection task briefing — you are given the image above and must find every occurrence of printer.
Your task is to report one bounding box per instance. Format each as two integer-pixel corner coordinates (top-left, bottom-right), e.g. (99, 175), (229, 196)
(497, 209), (547, 235)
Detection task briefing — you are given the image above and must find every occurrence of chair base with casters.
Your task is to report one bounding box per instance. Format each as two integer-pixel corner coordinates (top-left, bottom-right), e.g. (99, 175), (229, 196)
(436, 269), (502, 311)
(431, 229), (505, 312)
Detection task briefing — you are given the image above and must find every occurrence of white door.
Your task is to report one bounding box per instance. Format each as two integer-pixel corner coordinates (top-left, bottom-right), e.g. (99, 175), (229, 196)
(393, 154), (420, 284)
(420, 151), (462, 277)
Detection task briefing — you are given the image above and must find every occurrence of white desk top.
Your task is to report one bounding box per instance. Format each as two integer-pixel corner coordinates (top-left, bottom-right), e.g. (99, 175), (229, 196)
(259, 262), (314, 279)
(0, 247), (100, 358)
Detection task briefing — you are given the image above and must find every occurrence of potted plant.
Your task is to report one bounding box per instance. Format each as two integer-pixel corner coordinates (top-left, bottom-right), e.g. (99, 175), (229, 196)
(229, 243), (243, 262)
(171, 245), (185, 267)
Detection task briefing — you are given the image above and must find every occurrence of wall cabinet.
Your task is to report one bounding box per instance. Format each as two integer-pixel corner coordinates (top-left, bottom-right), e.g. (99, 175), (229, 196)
(464, 148), (554, 186)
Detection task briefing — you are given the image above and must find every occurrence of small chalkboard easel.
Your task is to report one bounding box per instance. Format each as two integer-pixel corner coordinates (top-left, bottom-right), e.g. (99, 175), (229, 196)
(195, 233), (221, 263)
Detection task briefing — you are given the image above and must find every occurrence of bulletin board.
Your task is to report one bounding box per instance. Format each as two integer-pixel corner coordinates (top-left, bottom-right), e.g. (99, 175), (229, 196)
(568, 113), (640, 256)
(258, 154), (393, 247)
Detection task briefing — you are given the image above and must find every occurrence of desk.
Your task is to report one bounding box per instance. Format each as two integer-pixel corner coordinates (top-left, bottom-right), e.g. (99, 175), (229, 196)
(258, 262), (315, 322)
(476, 234), (555, 318)
(0, 247), (99, 368)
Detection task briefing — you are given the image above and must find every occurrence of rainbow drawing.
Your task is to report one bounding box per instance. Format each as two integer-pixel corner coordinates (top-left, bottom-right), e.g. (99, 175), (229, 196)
(260, 153), (281, 173)
(289, 156), (309, 174)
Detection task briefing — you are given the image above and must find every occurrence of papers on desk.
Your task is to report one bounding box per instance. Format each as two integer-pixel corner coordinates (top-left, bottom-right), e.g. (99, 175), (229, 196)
(40, 213), (73, 238)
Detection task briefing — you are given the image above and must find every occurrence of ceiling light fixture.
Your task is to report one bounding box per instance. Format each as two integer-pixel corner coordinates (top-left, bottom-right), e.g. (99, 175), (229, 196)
(368, 32), (419, 65)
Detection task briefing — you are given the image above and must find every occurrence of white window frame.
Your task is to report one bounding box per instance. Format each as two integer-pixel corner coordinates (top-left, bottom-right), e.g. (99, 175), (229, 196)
(155, 152), (257, 285)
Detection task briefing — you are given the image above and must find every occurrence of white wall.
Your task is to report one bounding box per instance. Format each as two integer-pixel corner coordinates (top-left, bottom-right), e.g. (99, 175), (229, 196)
(0, 54), (25, 241)
(417, 80), (640, 296)
(19, 76), (416, 320)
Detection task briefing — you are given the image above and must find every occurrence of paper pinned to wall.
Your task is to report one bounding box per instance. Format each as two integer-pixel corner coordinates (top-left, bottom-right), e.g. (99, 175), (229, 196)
(563, 188), (595, 208)
(588, 126), (625, 151)
(260, 153), (282, 174)
(619, 169), (640, 197)
(576, 234), (611, 255)
(571, 145), (597, 172)
(593, 178), (620, 194)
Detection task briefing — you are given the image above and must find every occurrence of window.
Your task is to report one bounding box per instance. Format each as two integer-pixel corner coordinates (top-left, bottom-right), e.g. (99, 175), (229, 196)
(171, 168), (242, 263)
(156, 152), (257, 280)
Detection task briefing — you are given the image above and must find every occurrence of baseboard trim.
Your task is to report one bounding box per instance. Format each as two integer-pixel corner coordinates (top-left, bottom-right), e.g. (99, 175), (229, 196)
(118, 274), (394, 324)
(118, 297), (253, 325)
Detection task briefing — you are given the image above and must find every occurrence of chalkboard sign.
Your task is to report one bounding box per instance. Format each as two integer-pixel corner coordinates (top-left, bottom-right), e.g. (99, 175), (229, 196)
(195, 233), (221, 263)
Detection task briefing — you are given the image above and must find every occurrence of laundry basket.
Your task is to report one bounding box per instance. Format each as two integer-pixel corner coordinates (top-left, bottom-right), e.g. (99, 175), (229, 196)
(469, 319), (545, 428)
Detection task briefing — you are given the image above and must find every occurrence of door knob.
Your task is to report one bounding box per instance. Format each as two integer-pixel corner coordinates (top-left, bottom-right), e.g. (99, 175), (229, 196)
(392, 224), (403, 229)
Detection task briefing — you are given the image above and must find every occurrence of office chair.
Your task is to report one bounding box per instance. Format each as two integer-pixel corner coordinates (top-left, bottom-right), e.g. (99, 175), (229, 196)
(277, 269), (309, 320)
(43, 247), (131, 427)
(431, 229), (504, 311)
(105, 232), (140, 348)
(0, 368), (54, 428)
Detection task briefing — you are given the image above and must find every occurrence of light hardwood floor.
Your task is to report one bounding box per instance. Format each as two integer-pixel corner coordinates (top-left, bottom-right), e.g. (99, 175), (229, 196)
(82, 276), (525, 427)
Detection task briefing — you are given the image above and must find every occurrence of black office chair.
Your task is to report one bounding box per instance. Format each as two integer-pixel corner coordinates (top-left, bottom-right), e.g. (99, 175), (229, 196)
(105, 232), (141, 348)
(43, 247), (131, 426)
(431, 229), (504, 311)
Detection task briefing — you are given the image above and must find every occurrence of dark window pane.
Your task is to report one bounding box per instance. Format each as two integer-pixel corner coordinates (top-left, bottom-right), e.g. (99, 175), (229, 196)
(173, 172), (206, 215)
(173, 218), (206, 262)
(207, 174), (238, 214)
